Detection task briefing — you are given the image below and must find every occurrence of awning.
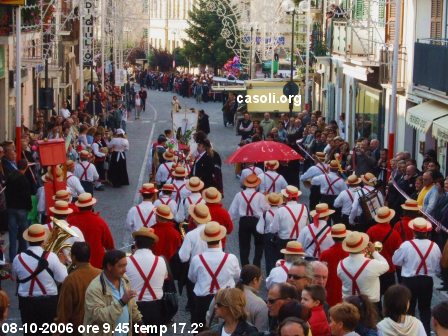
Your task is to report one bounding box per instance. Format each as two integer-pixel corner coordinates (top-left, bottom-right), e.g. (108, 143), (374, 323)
(406, 100), (448, 133)
(433, 115), (448, 143)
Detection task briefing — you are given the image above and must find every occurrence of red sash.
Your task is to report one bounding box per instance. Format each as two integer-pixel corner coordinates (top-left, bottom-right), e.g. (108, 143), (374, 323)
(308, 225), (331, 257)
(324, 174), (342, 195)
(80, 162), (91, 181)
(409, 240), (434, 275)
(284, 205), (305, 239)
(136, 205), (155, 227)
(18, 253), (50, 296)
(129, 255), (159, 300)
(241, 191), (259, 216)
(340, 259), (371, 295)
(199, 253), (229, 294)
(265, 172), (281, 193)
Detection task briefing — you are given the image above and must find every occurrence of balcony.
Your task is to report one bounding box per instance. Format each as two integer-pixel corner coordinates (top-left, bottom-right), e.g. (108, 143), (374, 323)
(413, 39), (448, 95)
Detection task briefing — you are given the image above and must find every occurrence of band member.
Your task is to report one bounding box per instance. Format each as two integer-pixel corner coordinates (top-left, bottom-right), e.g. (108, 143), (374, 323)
(366, 206), (402, 297)
(256, 192), (283, 274)
(258, 160), (288, 194)
(320, 224), (349, 307)
(126, 183), (158, 236)
(229, 174), (269, 266)
(299, 203), (335, 259)
(91, 132), (107, 191)
(394, 199), (420, 242)
(12, 224), (68, 335)
(169, 166), (190, 205)
(74, 150), (99, 195)
(265, 241), (306, 289)
(151, 205), (182, 261)
(188, 222), (240, 326)
(302, 152), (328, 209)
(155, 150), (176, 188)
(126, 228), (169, 325)
(153, 184), (178, 217)
(337, 231), (389, 305)
(65, 160), (85, 198)
(239, 163), (263, 187)
(176, 177), (205, 223)
(334, 174), (361, 228)
(52, 189), (78, 214)
(270, 186), (308, 254)
(392, 217), (442, 335)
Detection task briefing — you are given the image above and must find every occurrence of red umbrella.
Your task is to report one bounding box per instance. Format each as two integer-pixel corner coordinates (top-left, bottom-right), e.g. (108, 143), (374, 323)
(226, 141), (303, 164)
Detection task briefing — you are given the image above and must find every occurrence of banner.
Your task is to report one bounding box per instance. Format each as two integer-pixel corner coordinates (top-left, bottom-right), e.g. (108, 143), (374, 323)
(0, 0), (25, 5)
(82, 0), (95, 65)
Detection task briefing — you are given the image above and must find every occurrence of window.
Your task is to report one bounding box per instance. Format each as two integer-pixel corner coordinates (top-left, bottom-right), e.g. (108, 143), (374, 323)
(431, 0), (443, 39)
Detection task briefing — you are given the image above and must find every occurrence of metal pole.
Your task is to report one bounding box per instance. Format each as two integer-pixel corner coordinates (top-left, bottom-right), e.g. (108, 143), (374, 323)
(388, 0), (401, 168)
(79, 2), (84, 105)
(249, 27), (253, 79)
(101, 0), (105, 88)
(289, 11), (295, 117)
(305, 2), (311, 111)
(15, 6), (22, 161)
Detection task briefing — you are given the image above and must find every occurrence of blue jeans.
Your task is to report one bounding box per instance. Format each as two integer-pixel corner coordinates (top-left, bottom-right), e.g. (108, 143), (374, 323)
(8, 209), (29, 262)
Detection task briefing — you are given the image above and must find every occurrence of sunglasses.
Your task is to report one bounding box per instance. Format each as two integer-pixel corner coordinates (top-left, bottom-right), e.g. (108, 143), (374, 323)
(288, 274), (305, 280)
(267, 297), (284, 305)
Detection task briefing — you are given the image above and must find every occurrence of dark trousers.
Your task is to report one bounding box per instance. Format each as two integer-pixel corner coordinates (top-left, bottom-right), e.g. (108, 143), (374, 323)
(80, 180), (94, 195)
(192, 294), (214, 329)
(264, 233), (278, 274)
(309, 185), (320, 210)
(402, 276), (433, 335)
(19, 295), (58, 336)
(94, 161), (105, 181)
(239, 216), (263, 267)
(137, 300), (166, 325)
(380, 271), (396, 297)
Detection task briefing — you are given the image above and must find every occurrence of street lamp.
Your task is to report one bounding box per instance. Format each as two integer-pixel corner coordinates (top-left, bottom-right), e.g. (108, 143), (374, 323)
(172, 31), (177, 70)
(298, 0), (311, 111)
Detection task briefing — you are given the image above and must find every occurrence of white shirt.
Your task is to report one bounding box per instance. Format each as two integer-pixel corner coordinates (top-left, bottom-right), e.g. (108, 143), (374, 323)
(240, 166), (264, 186)
(258, 171), (288, 194)
(349, 186), (385, 224)
(125, 249), (167, 301)
(169, 179), (191, 205)
(74, 161), (99, 182)
(12, 246), (68, 297)
(59, 108), (71, 119)
(229, 188), (269, 219)
(155, 162), (175, 185)
(153, 195), (178, 218)
(392, 239), (441, 277)
(66, 172), (85, 197)
(256, 207), (280, 234)
(266, 261), (291, 290)
(301, 163), (328, 181)
(176, 192), (205, 223)
(334, 187), (358, 216)
(311, 171), (347, 195)
(178, 224), (208, 262)
(297, 220), (334, 258)
(337, 252), (389, 302)
(270, 201), (309, 239)
(36, 186), (46, 213)
(188, 247), (241, 296)
(91, 142), (106, 158)
(108, 137), (129, 152)
(46, 221), (85, 263)
(126, 201), (156, 236)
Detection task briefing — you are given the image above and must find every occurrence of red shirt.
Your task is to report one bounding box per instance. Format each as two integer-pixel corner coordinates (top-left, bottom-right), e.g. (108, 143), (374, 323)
(207, 203), (234, 249)
(394, 216), (415, 242)
(309, 305), (331, 336)
(68, 210), (115, 268)
(367, 222), (402, 273)
(320, 242), (348, 307)
(151, 221), (182, 261)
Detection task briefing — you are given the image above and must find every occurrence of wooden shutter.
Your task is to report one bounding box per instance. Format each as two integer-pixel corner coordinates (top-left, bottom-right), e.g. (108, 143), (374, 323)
(353, 0), (364, 20)
(386, 0), (403, 43)
(378, 0), (386, 27)
(431, 0), (443, 39)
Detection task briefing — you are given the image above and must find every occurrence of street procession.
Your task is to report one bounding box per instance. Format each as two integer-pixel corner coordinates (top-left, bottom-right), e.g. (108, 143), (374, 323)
(1, 0), (448, 335)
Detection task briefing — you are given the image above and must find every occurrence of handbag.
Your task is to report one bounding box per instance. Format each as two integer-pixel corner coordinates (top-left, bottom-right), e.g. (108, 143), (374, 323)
(161, 258), (178, 322)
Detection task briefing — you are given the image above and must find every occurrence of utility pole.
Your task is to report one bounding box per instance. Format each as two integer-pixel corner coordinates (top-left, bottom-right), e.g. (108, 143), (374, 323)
(15, 6), (22, 161)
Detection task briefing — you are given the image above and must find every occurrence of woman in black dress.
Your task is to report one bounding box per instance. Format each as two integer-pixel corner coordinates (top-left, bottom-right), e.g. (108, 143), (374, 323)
(107, 129), (130, 187)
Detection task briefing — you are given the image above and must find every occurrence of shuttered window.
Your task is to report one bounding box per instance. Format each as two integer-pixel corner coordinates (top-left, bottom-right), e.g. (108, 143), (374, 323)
(431, 0), (443, 39)
(386, 0), (403, 43)
(378, 0), (386, 27)
(353, 0), (364, 20)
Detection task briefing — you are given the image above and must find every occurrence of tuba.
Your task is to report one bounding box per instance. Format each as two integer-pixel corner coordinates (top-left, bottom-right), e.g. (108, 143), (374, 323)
(44, 217), (79, 254)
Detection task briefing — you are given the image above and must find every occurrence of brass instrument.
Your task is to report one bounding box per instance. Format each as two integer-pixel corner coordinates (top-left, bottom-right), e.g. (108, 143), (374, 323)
(44, 217), (79, 254)
(179, 221), (188, 239)
(365, 241), (383, 259)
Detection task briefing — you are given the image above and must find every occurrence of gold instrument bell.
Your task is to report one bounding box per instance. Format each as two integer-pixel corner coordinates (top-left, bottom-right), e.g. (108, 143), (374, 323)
(365, 241), (383, 259)
(44, 217), (79, 254)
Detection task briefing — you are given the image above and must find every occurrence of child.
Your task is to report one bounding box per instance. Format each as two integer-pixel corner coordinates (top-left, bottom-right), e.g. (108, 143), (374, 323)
(301, 285), (331, 336)
(329, 302), (361, 336)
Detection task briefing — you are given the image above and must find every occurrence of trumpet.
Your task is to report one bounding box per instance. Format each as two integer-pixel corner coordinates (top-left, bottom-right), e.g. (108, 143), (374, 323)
(365, 241), (383, 259)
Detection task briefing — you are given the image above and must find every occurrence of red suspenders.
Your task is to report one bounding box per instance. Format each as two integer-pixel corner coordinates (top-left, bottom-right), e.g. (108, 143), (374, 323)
(241, 191), (259, 216)
(346, 190), (354, 202)
(187, 196), (203, 206)
(340, 259), (371, 295)
(409, 240), (435, 275)
(285, 205), (305, 239)
(324, 174), (342, 195)
(80, 163), (91, 181)
(136, 205), (155, 227)
(199, 253), (229, 294)
(18, 253), (50, 296)
(308, 225), (331, 257)
(173, 183), (186, 203)
(129, 255), (159, 300)
(160, 197), (172, 206)
(265, 173), (281, 193)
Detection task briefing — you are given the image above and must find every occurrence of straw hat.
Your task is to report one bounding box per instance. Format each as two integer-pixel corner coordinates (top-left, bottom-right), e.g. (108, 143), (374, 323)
(50, 200), (74, 215)
(52, 190), (71, 201)
(373, 206), (396, 223)
(329, 160), (339, 170)
(202, 187), (222, 204)
(155, 204), (174, 220)
(188, 204), (211, 224)
(65, 160), (75, 169)
(265, 193), (283, 206)
(331, 224), (349, 238)
(408, 217), (432, 232)
(42, 166), (63, 183)
(23, 224), (48, 243)
(161, 184), (175, 192)
(139, 183), (158, 194)
(186, 177), (204, 192)
(80, 150), (90, 159)
(132, 227), (159, 242)
(200, 221), (227, 242)
(265, 160), (279, 170)
(310, 203), (335, 218)
(401, 199), (420, 211)
(162, 150), (175, 161)
(172, 166), (187, 177)
(342, 231), (369, 253)
(243, 174), (261, 188)
(346, 174), (361, 186)
(75, 193), (97, 207)
(280, 241), (306, 255)
(281, 186), (302, 199)
(361, 173), (377, 186)
(315, 152), (326, 161)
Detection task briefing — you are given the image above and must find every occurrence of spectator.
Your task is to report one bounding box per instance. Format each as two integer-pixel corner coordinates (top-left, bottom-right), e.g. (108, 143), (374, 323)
(432, 301), (448, 336)
(329, 302), (361, 336)
(278, 317), (310, 336)
(239, 113), (253, 140)
(345, 295), (378, 336)
(197, 109), (210, 135)
(301, 285), (331, 336)
(278, 300), (311, 325)
(267, 283), (300, 332)
(260, 113), (275, 139)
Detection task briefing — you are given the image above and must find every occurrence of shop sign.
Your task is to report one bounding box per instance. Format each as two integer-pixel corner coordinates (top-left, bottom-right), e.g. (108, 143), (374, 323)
(82, 0), (95, 66)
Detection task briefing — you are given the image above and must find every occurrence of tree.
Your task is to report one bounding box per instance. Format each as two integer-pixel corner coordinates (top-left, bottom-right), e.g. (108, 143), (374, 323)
(183, 0), (234, 74)
(148, 48), (174, 72)
(173, 47), (189, 68)
(126, 47), (146, 64)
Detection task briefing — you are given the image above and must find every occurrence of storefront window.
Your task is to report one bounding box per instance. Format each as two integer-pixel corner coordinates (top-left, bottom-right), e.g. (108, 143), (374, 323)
(355, 85), (381, 141)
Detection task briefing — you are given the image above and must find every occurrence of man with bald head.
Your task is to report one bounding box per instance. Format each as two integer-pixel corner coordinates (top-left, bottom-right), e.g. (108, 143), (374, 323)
(311, 261), (329, 287)
(260, 113), (275, 139)
(370, 139), (380, 161)
(387, 164), (419, 218)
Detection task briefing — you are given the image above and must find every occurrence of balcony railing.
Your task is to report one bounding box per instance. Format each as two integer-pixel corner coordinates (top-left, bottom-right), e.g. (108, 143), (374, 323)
(413, 39), (448, 94)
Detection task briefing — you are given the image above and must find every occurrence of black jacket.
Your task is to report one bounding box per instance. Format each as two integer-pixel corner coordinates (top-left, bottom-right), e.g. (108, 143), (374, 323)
(197, 114), (210, 134)
(191, 152), (214, 188)
(214, 320), (259, 336)
(5, 170), (32, 210)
